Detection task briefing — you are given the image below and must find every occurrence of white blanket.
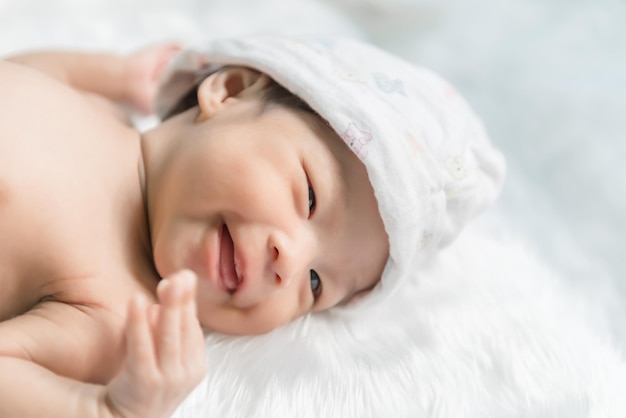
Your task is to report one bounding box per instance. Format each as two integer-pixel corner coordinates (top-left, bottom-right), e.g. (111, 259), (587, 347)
(2, 0), (624, 416)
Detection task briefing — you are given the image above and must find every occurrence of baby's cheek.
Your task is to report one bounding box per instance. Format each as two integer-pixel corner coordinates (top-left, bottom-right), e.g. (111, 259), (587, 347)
(152, 237), (180, 279)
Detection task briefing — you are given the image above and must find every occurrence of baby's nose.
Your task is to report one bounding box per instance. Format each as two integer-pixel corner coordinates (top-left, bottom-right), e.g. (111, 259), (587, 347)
(268, 228), (315, 288)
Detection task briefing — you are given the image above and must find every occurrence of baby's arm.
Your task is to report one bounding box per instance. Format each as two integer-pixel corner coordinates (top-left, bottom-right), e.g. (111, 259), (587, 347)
(6, 43), (179, 115)
(0, 271), (205, 418)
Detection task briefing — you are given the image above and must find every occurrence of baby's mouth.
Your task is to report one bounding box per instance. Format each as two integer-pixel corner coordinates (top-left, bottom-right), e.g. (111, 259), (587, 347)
(219, 224), (242, 293)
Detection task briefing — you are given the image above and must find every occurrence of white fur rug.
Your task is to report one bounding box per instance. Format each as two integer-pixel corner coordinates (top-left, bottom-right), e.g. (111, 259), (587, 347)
(173, 221), (626, 417)
(2, 0), (624, 416)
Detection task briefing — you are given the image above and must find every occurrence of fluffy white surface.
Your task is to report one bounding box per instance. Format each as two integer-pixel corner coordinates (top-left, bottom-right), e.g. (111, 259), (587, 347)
(177, 222), (626, 417)
(2, 0), (624, 416)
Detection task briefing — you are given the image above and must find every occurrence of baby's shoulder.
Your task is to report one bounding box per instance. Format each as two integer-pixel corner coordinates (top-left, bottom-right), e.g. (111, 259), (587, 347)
(0, 58), (132, 145)
(0, 59), (134, 176)
(0, 59), (143, 312)
(0, 62), (136, 209)
(0, 58), (90, 123)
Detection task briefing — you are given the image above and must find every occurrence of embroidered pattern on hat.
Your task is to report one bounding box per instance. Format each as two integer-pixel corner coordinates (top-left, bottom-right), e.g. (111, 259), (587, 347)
(342, 122), (373, 161)
(372, 72), (406, 96)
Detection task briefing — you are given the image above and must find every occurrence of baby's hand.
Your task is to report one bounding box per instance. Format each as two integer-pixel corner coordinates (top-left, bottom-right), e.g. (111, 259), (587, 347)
(105, 270), (206, 418)
(125, 42), (181, 115)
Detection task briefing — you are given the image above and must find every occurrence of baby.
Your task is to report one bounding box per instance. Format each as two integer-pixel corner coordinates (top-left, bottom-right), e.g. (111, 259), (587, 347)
(0, 35), (504, 417)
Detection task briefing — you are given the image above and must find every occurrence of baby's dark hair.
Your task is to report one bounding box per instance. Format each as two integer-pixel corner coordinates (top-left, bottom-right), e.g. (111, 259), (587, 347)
(162, 66), (315, 120)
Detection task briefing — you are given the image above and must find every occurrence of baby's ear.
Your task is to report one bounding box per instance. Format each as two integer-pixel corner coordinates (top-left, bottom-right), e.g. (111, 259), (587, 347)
(196, 67), (270, 121)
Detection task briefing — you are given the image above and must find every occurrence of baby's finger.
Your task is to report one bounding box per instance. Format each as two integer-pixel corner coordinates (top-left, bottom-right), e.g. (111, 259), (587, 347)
(147, 304), (160, 333)
(155, 275), (186, 371)
(125, 294), (156, 374)
(179, 274), (205, 368)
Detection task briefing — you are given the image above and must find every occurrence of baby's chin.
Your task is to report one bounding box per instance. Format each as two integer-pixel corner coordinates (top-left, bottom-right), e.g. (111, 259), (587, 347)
(198, 309), (292, 336)
(203, 322), (283, 336)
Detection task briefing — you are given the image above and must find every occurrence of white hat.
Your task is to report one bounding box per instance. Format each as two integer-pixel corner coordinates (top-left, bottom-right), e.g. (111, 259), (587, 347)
(155, 35), (506, 308)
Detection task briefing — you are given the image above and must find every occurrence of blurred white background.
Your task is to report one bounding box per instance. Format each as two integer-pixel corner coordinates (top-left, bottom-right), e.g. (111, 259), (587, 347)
(1, 0), (624, 340)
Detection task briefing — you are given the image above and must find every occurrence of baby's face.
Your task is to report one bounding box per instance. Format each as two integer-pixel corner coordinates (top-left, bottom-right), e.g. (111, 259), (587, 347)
(150, 98), (388, 334)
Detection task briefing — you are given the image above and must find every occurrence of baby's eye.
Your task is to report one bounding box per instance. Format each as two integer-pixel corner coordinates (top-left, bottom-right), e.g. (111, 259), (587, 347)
(310, 270), (322, 299)
(308, 183), (316, 216)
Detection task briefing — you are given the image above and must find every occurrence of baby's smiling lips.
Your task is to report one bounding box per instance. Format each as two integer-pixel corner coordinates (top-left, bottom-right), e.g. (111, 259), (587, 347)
(219, 224), (242, 293)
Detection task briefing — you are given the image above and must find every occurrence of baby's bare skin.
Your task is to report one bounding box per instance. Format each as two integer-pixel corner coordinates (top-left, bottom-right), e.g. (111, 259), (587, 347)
(0, 58), (152, 375)
(0, 47), (205, 417)
(0, 41), (389, 417)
